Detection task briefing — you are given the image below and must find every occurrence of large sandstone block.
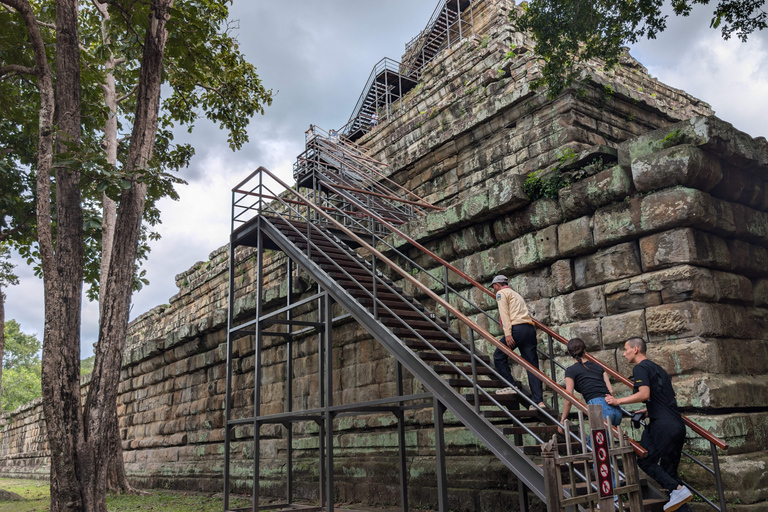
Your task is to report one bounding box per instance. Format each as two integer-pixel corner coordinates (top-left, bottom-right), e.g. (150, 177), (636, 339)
(550, 286), (606, 324)
(727, 239), (768, 278)
(592, 199), (641, 246)
(550, 259), (574, 295)
(601, 310), (647, 348)
(639, 186), (716, 233)
(675, 374), (768, 409)
(632, 144), (722, 193)
(557, 216), (595, 257)
(645, 301), (768, 341)
(619, 115), (768, 173)
(574, 241), (642, 288)
(559, 165), (633, 219)
(639, 228), (730, 272)
(548, 319), (601, 350)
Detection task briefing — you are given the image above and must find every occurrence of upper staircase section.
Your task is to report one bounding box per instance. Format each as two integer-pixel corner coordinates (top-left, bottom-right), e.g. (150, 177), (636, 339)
(340, 58), (418, 141)
(340, 0), (474, 141)
(402, 0), (474, 78)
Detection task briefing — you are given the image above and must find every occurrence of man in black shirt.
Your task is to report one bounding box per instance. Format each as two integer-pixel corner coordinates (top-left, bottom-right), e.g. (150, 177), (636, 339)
(605, 337), (693, 512)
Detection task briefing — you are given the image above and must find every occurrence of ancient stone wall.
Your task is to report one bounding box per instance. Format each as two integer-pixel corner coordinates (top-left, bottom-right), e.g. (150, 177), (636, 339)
(1, 0), (766, 509)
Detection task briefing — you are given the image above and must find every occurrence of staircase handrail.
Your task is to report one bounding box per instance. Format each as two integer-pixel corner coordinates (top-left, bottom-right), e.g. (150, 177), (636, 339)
(330, 181), (729, 451)
(244, 166), (648, 459)
(320, 182), (729, 452)
(305, 127), (441, 212)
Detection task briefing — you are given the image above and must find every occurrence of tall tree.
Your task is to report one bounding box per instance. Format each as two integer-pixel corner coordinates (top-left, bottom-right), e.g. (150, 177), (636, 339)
(512, 0), (768, 96)
(0, 1), (272, 510)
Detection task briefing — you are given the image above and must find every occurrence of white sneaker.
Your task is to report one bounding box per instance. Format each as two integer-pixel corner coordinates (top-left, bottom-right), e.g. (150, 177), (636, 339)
(496, 387), (518, 395)
(664, 486), (693, 511)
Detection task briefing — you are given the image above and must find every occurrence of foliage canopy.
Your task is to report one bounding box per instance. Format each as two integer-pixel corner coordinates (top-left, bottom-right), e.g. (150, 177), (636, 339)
(512, 0), (768, 97)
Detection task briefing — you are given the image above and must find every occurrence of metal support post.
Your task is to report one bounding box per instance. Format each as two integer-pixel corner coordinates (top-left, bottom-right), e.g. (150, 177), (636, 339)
(711, 442), (727, 512)
(286, 259), (294, 503)
(469, 330), (480, 414)
(324, 294), (335, 512)
(443, 265), (450, 326)
(223, 236), (237, 510)
(253, 224), (265, 512)
(433, 398), (448, 512)
(457, 0), (463, 39)
(515, 433), (530, 512)
(396, 362), (409, 512)
(548, 335), (559, 415)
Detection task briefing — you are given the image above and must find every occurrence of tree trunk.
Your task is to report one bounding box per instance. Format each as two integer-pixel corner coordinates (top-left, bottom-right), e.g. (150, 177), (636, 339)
(94, 0), (132, 493)
(83, 0), (175, 508)
(40, 1), (89, 511)
(1, 0), (86, 510)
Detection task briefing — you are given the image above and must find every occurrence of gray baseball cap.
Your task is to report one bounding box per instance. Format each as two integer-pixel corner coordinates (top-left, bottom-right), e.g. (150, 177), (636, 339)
(490, 275), (508, 286)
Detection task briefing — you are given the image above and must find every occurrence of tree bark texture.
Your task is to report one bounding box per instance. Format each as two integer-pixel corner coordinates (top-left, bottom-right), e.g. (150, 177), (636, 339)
(94, 1), (132, 492)
(83, 0), (175, 507)
(4, 0), (175, 509)
(41, 1), (88, 510)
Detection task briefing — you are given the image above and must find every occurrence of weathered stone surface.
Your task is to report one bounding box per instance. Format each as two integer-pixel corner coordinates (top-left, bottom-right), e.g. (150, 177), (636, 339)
(550, 286), (606, 324)
(632, 144), (722, 193)
(645, 302), (768, 341)
(675, 374), (768, 409)
(727, 239), (768, 278)
(619, 116), (768, 173)
(559, 165), (633, 218)
(639, 186), (716, 233)
(551, 319), (601, 350)
(486, 173), (529, 214)
(592, 199), (641, 246)
(550, 259), (574, 295)
(755, 279), (768, 307)
(557, 216), (594, 257)
(574, 242), (642, 289)
(639, 228), (730, 272)
(601, 310), (647, 348)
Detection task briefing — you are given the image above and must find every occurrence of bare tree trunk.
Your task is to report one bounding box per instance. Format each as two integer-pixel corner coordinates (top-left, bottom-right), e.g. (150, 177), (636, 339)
(0, 0), (86, 510)
(83, 0), (175, 508)
(93, 0), (132, 493)
(39, 1), (90, 511)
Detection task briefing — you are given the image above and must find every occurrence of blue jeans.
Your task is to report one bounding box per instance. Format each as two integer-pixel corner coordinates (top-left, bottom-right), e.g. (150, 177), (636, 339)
(588, 397), (623, 426)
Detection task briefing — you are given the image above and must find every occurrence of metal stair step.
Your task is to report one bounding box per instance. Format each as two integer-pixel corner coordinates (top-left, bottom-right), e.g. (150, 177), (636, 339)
(419, 351), (490, 364)
(391, 327), (462, 342)
(404, 338), (469, 352)
(432, 364), (496, 376)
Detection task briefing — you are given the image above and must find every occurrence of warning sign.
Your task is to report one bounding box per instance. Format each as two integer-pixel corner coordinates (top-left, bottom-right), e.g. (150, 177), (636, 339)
(591, 429), (613, 498)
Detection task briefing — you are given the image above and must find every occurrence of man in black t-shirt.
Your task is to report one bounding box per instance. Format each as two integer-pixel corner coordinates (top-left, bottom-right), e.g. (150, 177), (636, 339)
(605, 337), (693, 512)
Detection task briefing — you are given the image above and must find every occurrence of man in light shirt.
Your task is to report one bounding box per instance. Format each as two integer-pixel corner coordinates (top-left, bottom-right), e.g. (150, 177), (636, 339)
(490, 275), (544, 409)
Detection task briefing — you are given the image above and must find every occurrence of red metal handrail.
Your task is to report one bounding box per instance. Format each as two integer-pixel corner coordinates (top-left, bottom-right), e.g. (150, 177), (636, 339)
(246, 167), (649, 458)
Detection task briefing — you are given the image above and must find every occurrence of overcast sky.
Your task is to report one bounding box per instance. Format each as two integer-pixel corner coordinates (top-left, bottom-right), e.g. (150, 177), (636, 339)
(5, 1), (768, 359)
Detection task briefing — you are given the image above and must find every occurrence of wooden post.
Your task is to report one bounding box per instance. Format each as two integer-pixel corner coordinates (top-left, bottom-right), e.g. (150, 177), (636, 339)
(542, 435), (561, 512)
(588, 404), (615, 511)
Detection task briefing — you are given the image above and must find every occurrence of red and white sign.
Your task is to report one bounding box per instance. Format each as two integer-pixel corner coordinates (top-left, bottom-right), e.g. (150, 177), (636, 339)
(591, 429), (614, 498)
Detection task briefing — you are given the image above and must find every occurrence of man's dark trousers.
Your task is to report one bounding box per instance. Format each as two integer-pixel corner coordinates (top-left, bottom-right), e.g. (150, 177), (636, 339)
(638, 419), (686, 491)
(492, 323), (543, 404)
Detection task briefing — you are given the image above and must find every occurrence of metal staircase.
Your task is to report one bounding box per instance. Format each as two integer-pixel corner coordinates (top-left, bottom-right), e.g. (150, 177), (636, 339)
(340, 0), (475, 141)
(223, 129), (728, 512)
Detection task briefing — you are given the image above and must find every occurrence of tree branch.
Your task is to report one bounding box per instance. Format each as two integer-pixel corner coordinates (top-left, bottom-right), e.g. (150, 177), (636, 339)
(0, 0), (55, 272)
(0, 64), (36, 78)
(117, 83), (138, 104)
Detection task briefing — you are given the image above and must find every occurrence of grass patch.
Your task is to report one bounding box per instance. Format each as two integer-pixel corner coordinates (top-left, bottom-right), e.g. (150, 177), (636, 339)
(0, 479), (251, 512)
